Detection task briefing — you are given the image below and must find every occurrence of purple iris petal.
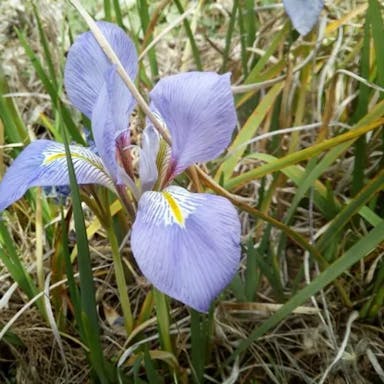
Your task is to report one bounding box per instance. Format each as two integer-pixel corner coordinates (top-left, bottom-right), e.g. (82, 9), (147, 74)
(92, 66), (135, 182)
(0, 140), (113, 211)
(64, 21), (137, 119)
(131, 186), (241, 312)
(149, 72), (237, 177)
(283, 0), (323, 35)
(139, 125), (160, 192)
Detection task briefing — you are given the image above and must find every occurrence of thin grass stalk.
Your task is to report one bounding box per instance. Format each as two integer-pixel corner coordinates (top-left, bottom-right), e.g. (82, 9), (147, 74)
(230, 219), (384, 362)
(244, 0), (256, 51)
(137, 0), (159, 77)
(112, 0), (124, 28)
(153, 288), (173, 354)
(104, 0), (112, 20)
(16, 29), (84, 144)
(141, 0), (172, 50)
(196, 167), (352, 306)
(173, 0), (202, 70)
(226, 117), (384, 190)
(35, 188), (44, 291)
(237, 2), (248, 77)
(317, 167), (384, 254)
(191, 309), (212, 384)
(221, 0), (238, 72)
(62, 127), (111, 382)
(352, 7), (370, 195)
(0, 68), (28, 145)
(360, 257), (384, 318)
(106, 225), (133, 334)
(60, 205), (85, 339)
(32, 5), (58, 89)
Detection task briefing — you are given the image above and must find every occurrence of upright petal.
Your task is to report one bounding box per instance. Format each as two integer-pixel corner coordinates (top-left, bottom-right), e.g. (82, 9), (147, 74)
(0, 140), (113, 211)
(64, 21), (137, 118)
(149, 72), (237, 177)
(131, 186), (241, 312)
(139, 125), (160, 192)
(283, 0), (323, 36)
(92, 66), (135, 182)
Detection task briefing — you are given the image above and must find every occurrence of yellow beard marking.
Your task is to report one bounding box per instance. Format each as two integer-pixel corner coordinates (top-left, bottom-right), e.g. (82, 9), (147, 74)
(42, 153), (66, 165)
(42, 152), (100, 170)
(162, 191), (185, 226)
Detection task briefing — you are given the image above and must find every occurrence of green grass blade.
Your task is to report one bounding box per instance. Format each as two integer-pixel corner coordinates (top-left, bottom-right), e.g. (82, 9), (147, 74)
(368, 0), (384, 87)
(62, 130), (111, 383)
(317, 167), (384, 254)
(137, 0), (159, 78)
(32, 5), (58, 89)
(231, 219), (384, 360)
(216, 82), (284, 181)
(237, 2), (248, 77)
(173, 0), (202, 70)
(191, 310), (212, 384)
(104, 0), (112, 20)
(244, 0), (256, 51)
(352, 7), (370, 194)
(221, 0), (238, 72)
(244, 23), (289, 84)
(153, 288), (173, 355)
(59, 207), (84, 338)
(144, 347), (162, 384)
(0, 67), (28, 146)
(0, 221), (39, 303)
(283, 142), (352, 223)
(112, 0), (124, 28)
(226, 115), (384, 190)
(16, 29), (84, 145)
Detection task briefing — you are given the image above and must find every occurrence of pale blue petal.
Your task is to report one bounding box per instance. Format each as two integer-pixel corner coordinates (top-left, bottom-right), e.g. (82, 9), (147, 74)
(64, 21), (137, 118)
(0, 140), (113, 211)
(283, 0), (324, 35)
(131, 186), (241, 312)
(149, 72), (237, 177)
(92, 66), (134, 182)
(139, 125), (160, 192)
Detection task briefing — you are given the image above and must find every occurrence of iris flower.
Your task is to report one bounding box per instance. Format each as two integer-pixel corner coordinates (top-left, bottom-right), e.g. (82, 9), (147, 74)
(0, 22), (241, 312)
(283, 0), (324, 36)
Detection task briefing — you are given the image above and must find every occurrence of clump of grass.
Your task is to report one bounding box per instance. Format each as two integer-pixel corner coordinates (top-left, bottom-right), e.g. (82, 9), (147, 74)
(1, 0), (384, 383)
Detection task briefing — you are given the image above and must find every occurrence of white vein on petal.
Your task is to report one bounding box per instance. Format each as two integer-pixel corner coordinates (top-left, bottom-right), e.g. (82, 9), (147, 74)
(139, 186), (204, 227)
(41, 142), (114, 189)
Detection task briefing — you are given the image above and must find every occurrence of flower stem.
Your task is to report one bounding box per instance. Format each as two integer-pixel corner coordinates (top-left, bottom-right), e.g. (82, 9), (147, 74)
(106, 225), (133, 334)
(152, 288), (173, 354)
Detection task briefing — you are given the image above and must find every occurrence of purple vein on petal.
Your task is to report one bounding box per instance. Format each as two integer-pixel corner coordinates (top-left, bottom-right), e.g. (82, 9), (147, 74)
(64, 21), (138, 119)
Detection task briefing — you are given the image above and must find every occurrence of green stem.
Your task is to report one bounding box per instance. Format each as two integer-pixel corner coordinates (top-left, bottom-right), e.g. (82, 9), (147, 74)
(106, 225), (133, 334)
(153, 288), (173, 354)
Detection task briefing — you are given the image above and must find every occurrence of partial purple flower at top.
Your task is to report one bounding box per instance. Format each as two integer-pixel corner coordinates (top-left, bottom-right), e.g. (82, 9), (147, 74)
(0, 22), (241, 312)
(283, 0), (324, 36)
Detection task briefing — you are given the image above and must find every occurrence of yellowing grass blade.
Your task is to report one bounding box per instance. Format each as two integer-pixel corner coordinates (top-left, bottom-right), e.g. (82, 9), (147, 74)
(215, 82), (284, 182)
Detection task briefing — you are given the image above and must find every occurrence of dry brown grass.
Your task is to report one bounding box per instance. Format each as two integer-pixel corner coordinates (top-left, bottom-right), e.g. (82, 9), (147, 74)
(1, 0), (384, 383)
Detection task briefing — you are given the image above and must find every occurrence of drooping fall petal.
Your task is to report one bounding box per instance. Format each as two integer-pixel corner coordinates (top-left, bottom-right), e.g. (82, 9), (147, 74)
(131, 186), (241, 312)
(149, 72), (237, 177)
(0, 140), (113, 211)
